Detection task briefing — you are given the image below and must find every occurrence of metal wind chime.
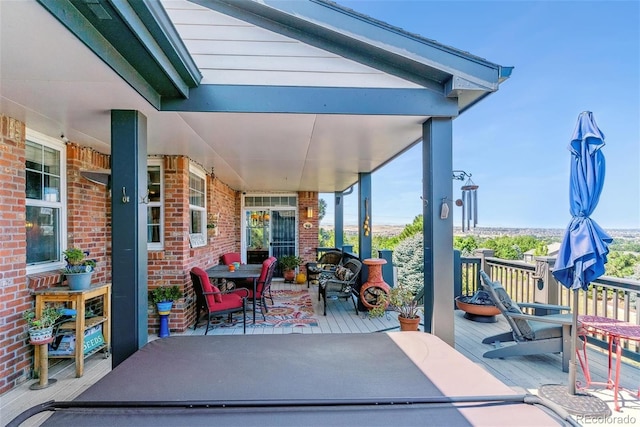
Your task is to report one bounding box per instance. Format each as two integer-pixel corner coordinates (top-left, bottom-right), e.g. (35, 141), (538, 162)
(453, 170), (479, 232)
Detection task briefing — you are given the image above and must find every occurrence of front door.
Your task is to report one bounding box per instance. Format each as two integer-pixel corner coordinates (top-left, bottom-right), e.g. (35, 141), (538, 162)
(270, 209), (296, 274)
(242, 195), (297, 270)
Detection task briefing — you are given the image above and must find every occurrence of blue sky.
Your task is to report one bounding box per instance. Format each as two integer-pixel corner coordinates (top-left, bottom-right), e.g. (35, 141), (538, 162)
(321, 0), (639, 230)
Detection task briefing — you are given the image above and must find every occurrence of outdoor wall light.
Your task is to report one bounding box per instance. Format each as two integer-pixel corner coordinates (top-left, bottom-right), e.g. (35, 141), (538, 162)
(306, 206), (314, 218)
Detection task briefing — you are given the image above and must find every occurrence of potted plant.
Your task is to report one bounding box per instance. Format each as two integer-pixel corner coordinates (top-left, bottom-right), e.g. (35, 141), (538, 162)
(149, 285), (183, 338)
(23, 307), (62, 344)
(369, 283), (423, 331)
(150, 285), (184, 311)
(62, 248), (97, 291)
(278, 255), (303, 283)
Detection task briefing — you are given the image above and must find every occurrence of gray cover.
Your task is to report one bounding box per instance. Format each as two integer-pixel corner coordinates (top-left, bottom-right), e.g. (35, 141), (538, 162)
(41, 334), (474, 426)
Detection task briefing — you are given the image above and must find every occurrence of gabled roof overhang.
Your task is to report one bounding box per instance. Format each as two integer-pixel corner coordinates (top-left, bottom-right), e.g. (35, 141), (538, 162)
(38, 0), (510, 117)
(179, 0), (511, 114)
(38, 0), (202, 109)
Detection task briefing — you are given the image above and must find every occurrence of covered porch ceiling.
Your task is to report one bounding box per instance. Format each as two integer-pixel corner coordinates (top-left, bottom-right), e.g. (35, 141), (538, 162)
(1, 0), (511, 193)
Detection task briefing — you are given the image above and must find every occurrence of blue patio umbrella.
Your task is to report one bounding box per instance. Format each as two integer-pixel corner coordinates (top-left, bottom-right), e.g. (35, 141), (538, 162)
(552, 111), (612, 395)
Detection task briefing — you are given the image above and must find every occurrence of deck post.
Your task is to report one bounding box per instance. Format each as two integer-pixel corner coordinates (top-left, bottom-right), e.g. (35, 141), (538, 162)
(110, 110), (149, 367)
(422, 118), (454, 346)
(473, 248), (495, 274)
(534, 256), (560, 306)
(334, 191), (344, 249)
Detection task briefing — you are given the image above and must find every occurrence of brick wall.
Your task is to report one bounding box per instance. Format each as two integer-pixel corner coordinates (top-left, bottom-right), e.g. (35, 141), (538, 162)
(147, 158), (240, 333)
(298, 191), (319, 273)
(66, 143), (111, 286)
(147, 156), (190, 332)
(0, 115), (30, 394)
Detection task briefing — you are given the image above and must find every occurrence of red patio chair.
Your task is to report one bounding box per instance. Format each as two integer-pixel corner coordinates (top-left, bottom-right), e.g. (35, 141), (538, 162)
(241, 256), (277, 319)
(221, 252), (242, 265)
(190, 267), (248, 334)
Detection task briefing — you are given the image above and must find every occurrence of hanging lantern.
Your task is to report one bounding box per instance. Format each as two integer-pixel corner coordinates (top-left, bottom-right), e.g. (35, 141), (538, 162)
(460, 178), (479, 232)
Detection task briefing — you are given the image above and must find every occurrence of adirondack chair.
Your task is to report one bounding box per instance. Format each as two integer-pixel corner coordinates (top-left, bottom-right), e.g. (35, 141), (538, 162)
(479, 271), (573, 372)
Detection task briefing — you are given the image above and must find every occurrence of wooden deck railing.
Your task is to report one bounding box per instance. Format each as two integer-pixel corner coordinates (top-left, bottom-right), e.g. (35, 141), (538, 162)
(485, 257), (537, 304)
(459, 257), (480, 296)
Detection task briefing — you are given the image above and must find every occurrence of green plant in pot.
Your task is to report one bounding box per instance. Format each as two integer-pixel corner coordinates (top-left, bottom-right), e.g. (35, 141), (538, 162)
(369, 282), (423, 331)
(278, 255), (303, 283)
(62, 248), (97, 291)
(150, 285), (183, 311)
(23, 307), (62, 343)
(150, 286), (183, 338)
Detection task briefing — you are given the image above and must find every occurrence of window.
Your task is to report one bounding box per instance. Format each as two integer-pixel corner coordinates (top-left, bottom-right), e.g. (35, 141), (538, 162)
(147, 160), (163, 250)
(189, 165), (206, 237)
(25, 130), (66, 272)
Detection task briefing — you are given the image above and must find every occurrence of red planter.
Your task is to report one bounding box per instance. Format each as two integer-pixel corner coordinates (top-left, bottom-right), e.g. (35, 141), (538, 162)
(398, 316), (420, 331)
(283, 269), (296, 283)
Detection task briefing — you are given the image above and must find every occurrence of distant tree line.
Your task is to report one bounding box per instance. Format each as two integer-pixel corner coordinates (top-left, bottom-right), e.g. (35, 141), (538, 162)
(318, 211), (639, 280)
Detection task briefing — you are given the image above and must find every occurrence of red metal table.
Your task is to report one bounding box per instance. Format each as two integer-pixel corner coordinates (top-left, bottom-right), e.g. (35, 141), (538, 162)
(577, 315), (640, 411)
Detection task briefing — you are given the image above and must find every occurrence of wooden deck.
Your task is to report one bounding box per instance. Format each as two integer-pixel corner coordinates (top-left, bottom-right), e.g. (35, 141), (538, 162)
(3, 280), (639, 426)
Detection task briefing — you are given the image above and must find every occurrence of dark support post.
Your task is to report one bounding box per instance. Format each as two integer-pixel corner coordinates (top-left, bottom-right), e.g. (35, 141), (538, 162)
(358, 172), (372, 282)
(111, 110), (149, 367)
(378, 249), (394, 287)
(422, 118), (454, 345)
(334, 191), (344, 249)
(453, 249), (461, 307)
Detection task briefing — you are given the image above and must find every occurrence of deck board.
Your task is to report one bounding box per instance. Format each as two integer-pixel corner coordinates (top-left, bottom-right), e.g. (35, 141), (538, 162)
(2, 280), (638, 426)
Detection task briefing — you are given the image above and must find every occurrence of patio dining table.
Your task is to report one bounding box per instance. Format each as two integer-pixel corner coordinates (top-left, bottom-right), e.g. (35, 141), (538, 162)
(206, 264), (262, 324)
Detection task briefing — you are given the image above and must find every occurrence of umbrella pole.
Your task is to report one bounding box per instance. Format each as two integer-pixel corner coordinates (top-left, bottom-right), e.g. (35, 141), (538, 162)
(568, 289), (578, 395)
(538, 288), (610, 417)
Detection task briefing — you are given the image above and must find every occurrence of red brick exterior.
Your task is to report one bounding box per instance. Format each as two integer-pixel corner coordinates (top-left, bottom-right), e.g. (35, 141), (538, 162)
(0, 115), (319, 394)
(0, 116), (30, 394)
(298, 191), (319, 273)
(66, 143), (111, 286)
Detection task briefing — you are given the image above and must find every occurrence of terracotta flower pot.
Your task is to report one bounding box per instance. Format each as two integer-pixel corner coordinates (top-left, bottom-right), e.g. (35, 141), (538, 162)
(283, 269), (296, 283)
(398, 315), (420, 332)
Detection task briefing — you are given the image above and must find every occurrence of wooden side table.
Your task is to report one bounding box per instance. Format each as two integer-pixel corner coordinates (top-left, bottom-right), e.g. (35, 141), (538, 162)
(33, 283), (111, 378)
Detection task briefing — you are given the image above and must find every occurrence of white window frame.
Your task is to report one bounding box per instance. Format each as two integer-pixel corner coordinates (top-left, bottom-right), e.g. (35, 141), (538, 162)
(147, 159), (164, 250)
(188, 163), (207, 246)
(25, 129), (67, 274)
